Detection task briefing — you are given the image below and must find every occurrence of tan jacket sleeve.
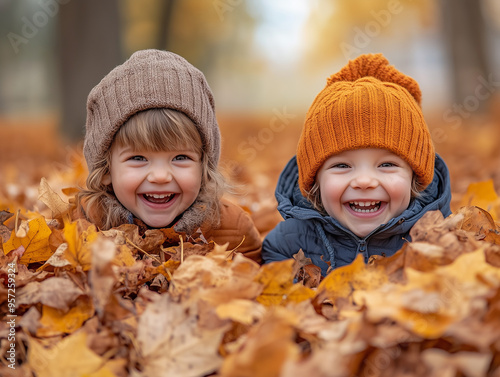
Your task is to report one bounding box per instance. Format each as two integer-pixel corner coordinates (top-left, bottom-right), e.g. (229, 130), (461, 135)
(201, 199), (262, 264)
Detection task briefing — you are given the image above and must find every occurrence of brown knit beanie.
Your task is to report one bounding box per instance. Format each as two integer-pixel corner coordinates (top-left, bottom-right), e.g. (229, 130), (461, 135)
(297, 53), (435, 196)
(83, 49), (220, 174)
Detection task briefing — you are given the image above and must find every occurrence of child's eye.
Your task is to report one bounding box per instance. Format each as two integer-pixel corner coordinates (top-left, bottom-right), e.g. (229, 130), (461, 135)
(332, 163), (350, 169)
(379, 162), (396, 168)
(173, 154), (190, 161)
(130, 155), (147, 161)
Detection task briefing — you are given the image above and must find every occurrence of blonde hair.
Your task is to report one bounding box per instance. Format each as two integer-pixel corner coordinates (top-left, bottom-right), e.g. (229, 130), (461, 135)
(78, 108), (225, 230)
(306, 175), (424, 215)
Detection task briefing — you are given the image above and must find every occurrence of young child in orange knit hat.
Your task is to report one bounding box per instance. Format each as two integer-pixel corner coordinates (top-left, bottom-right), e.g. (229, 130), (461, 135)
(262, 53), (451, 276)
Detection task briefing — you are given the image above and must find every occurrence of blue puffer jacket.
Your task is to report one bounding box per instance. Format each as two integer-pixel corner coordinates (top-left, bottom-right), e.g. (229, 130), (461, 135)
(262, 154), (452, 276)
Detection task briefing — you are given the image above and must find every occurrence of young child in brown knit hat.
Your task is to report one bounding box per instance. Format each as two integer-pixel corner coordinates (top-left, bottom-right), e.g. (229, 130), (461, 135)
(77, 49), (261, 262)
(262, 53), (451, 276)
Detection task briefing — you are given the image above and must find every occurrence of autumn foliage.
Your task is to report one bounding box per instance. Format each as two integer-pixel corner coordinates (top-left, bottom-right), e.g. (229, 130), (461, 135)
(2, 118), (500, 376)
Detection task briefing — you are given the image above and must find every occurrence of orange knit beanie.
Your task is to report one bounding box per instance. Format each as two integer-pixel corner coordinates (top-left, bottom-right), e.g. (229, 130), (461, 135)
(297, 53), (435, 196)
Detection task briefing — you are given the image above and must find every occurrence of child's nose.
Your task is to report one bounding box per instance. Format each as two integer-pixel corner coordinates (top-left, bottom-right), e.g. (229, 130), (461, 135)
(147, 164), (173, 183)
(350, 172), (378, 189)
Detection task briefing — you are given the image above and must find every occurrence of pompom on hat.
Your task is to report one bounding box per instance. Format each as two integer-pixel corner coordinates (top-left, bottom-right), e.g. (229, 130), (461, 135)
(296, 53), (435, 196)
(83, 49), (220, 174)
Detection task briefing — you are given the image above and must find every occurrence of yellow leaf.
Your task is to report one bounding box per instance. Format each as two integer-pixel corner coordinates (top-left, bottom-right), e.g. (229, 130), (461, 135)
(255, 259), (315, 306)
(285, 283), (316, 304)
(89, 359), (127, 377)
(3, 216), (53, 264)
(113, 244), (136, 267)
(216, 299), (266, 325)
(459, 180), (499, 220)
(157, 259), (181, 280)
(37, 296), (95, 337)
(28, 331), (105, 377)
(315, 254), (388, 302)
(63, 220), (98, 271)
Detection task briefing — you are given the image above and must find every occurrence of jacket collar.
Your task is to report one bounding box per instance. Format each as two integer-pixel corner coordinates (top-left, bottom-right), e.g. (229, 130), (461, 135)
(275, 153), (452, 240)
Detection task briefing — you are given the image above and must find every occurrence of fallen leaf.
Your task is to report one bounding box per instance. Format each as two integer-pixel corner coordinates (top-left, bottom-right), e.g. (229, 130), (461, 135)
(37, 296), (94, 337)
(216, 299), (266, 325)
(136, 294), (228, 377)
(3, 216), (53, 264)
(459, 179), (499, 220)
(38, 243), (72, 270)
(422, 348), (491, 377)
(220, 310), (300, 377)
(89, 238), (117, 317)
(255, 259), (315, 306)
(27, 331), (105, 377)
(314, 254), (388, 307)
(38, 177), (72, 219)
(17, 276), (84, 311)
(63, 220), (98, 271)
(0, 210), (14, 224)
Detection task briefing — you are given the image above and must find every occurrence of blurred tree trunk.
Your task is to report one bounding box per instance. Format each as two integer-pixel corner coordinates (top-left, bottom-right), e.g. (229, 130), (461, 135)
(58, 0), (122, 142)
(441, 0), (489, 105)
(157, 0), (177, 51)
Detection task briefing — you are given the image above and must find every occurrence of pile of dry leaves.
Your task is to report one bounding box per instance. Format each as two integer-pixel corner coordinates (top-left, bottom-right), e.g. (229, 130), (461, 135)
(3, 111), (500, 377)
(1, 165), (500, 377)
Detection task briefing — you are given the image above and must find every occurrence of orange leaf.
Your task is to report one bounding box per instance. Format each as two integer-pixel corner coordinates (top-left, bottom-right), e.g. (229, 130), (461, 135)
(63, 220), (98, 271)
(254, 259), (315, 306)
(459, 180), (499, 220)
(37, 296), (94, 337)
(314, 254), (388, 304)
(27, 331), (104, 377)
(3, 216), (53, 264)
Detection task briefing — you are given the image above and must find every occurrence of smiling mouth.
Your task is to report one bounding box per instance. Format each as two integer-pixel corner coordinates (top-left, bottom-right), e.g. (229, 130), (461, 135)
(348, 201), (381, 213)
(143, 193), (175, 204)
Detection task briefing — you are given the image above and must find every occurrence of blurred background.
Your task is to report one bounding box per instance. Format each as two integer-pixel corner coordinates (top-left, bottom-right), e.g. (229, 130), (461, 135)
(1, 0), (500, 226)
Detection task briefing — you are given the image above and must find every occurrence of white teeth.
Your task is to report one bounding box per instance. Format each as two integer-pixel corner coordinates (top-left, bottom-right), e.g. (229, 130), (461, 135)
(349, 201), (381, 213)
(145, 193), (173, 199)
(350, 201), (378, 207)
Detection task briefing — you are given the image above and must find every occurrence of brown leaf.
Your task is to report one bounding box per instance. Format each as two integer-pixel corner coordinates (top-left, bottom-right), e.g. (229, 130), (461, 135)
(422, 349), (491, 377)
(17, 276), (84, 311)
(136, 295), (228, 377)
(171, 252), (262, 305)
(0, 210), (14, 224)
(163, 241), (213, 262)
(37, 177), (72, 219)
(292, 249), (322, 288)
(89, 238), (117, 317)
(457, 206), (500, 245)
(220, 310), (300, 377)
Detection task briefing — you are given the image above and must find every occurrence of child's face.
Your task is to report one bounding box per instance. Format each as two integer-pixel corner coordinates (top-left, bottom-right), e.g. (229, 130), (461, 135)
(103, 144), (202, 228)
(316, 148), (413, 238)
